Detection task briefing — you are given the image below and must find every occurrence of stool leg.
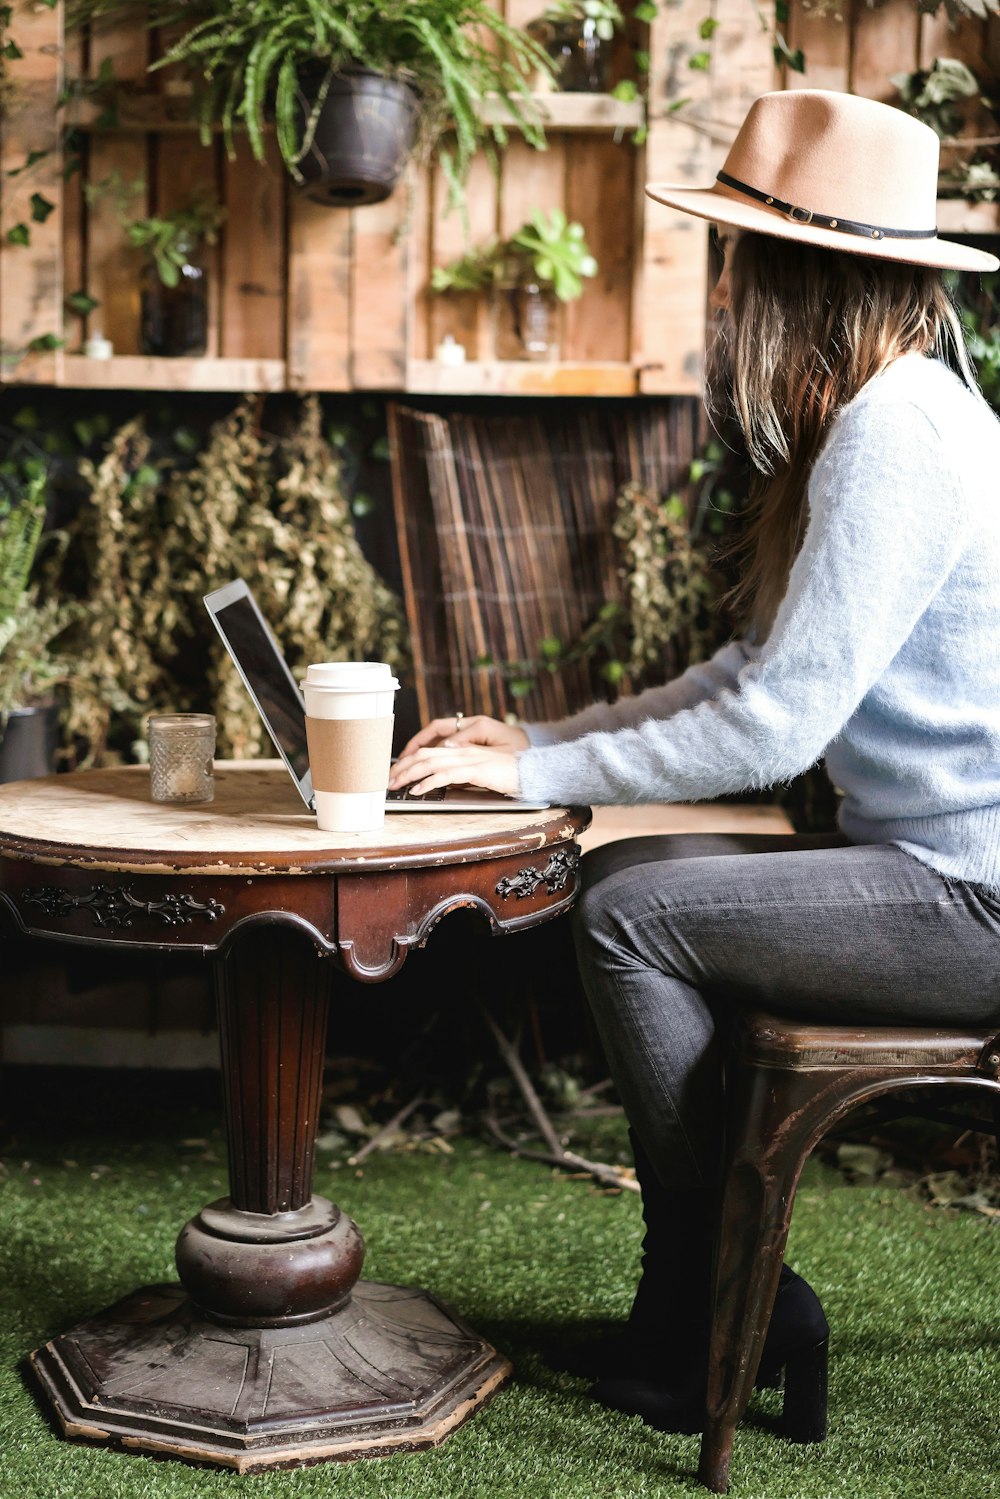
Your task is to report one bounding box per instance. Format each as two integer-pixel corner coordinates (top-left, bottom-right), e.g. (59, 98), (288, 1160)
(698, 1062), (836, 1493)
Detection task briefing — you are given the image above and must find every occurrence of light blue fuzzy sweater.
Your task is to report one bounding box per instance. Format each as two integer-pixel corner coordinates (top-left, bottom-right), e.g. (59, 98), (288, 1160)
(517, 354), (1000, 888)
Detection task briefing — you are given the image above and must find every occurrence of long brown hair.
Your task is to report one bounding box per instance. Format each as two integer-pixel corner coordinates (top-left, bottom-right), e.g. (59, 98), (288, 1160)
(706, 233), (976, 640)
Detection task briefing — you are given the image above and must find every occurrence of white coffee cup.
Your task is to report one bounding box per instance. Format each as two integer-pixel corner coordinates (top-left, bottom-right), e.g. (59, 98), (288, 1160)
(300, 661), (399, 833)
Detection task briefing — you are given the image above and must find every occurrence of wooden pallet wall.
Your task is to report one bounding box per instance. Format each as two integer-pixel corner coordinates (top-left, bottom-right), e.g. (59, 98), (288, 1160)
(1, 0), (996, 393)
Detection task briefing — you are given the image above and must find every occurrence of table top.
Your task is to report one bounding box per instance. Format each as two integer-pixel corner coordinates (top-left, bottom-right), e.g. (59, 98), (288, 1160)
(0, 762), (590, 876)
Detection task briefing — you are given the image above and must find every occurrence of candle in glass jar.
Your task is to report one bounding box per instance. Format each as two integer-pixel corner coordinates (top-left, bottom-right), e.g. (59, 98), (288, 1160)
(148, 713), (216, 804)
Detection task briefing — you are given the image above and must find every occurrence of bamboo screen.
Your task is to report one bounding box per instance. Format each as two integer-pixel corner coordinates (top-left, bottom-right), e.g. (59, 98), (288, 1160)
(388, 400), (707, 726)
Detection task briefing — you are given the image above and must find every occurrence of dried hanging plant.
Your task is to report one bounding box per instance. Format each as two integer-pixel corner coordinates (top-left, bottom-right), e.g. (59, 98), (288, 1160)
(57, 397), (409, 764)
(62, 418), (178, 761)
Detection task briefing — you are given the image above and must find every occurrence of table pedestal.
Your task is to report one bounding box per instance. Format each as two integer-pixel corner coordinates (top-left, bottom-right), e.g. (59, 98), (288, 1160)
(30, 926), (511, 1471)
(31, 1282), (509, 1470)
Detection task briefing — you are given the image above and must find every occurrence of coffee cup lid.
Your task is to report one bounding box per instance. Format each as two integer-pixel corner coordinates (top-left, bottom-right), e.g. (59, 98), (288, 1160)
(301, 661), (399, 691)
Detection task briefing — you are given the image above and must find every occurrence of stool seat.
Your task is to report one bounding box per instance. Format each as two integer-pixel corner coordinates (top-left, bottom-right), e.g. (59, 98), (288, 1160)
(699, 1009), (1000, 1493)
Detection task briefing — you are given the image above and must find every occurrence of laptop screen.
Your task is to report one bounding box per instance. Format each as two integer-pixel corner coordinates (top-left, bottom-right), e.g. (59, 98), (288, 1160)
(205, 584), (311, 786)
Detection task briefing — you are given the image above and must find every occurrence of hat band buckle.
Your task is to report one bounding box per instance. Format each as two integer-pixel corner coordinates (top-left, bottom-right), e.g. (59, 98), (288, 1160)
(715, 170), (937, 243)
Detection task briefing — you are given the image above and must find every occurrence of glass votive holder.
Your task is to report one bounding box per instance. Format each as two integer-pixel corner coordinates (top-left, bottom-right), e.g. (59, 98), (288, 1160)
(148, 713), (216, 804)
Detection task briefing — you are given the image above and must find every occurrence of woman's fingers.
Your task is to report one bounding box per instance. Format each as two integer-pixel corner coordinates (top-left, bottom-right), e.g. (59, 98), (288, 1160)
(397, 717), (466, 758)
(398, 713), (528, 758)
(388, 745), (521, 799)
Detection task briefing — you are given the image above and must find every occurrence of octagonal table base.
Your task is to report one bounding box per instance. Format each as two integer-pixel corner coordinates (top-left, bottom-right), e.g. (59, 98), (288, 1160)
(30, 1280), (511, 1471)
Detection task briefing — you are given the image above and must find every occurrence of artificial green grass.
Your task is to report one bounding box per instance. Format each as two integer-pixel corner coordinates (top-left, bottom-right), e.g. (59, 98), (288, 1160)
(1, 1076), (998, 1499)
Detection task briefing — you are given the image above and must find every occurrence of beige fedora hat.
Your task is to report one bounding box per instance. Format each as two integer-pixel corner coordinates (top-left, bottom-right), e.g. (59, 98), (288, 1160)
(646, 88), (999, 273)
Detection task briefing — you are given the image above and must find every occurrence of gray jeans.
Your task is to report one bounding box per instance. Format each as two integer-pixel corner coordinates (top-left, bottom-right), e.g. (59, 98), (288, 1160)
(572, 833), (1000, 1189)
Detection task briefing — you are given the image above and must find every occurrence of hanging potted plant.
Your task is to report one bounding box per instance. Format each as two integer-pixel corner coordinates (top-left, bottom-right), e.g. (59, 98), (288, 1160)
(69, 0), (554, 209)
(431, 208), (598, 359)
(0, 467), (79, 783)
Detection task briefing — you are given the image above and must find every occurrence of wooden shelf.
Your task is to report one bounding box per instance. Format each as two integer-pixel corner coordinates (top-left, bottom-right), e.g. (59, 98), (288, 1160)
(60, 355), (287, 390)
(477, 92), (644, 134)
(69, 88), (645, 136)
(936, 198), (1000, 235)
(405, 360), (639, 396)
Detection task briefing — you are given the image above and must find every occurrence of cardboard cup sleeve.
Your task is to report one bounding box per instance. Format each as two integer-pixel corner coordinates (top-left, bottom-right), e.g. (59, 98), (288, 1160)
(305, 715), (395, 795)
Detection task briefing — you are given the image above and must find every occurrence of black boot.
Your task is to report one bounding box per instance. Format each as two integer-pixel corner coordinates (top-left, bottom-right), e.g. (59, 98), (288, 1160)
(549, 1129), (711, 1381)
(551, 1131), (830, 1440)
(590, 1261), (830, 1440)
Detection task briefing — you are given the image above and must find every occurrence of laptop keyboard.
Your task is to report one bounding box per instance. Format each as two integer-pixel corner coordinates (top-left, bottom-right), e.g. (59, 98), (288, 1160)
(386, 784), (448, 802)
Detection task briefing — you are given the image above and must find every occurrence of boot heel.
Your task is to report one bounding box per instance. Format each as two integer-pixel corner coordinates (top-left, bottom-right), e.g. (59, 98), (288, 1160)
(779, 1336), (828, 1444)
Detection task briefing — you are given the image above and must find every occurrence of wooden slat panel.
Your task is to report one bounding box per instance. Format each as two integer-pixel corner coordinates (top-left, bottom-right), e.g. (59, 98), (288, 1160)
(351, 184), (409, 389)
(850, 0), (919, 100)
(428, 153), (498, 362)
(61, 28), (86, 353)
(219, 135), (286, 361)
(84, 21), (149, 357)
(784, 3), (849, 94)
(286, 195), (351, 390)
(711, 0), (779, 145)
(408, 165), (434, 362)
(563, 134), (634, 362)
(638, 0), (716, 394)
(0, 0), (64, 382)
(85, 135), (146, 355)
(153, 132), (222, 357)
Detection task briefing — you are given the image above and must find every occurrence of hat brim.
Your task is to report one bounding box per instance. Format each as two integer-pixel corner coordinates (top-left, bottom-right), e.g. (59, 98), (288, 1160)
(644, 181), (999, 273)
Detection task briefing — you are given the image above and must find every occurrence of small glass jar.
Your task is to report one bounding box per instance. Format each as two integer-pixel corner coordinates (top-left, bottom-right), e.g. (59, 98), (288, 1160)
(139, 233), (208, 358)
(148, 713), (216, 805)
(494, 279), (560, 360)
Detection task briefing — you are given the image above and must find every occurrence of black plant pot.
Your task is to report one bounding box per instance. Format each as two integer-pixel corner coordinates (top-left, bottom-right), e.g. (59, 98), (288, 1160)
(295, 70), (420, 207)
(0, 704), (58, 784)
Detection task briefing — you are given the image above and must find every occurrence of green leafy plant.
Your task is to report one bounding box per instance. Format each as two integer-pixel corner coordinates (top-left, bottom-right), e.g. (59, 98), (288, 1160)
(432, 208), (598, 301)
(893, 57), (1000, 201)
(530, 0), (625, 42)
(66, 0), (553, 205)
(124, 197), (226, 288)
(83, 174), (225, 286)
(0, 465), (79, 719)
(948, 268), (1000, 410)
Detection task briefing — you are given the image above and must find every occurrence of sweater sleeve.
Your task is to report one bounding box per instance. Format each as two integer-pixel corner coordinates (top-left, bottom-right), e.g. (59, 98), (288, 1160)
(516, 396), (970, 806)
(522, 637), (757, 747)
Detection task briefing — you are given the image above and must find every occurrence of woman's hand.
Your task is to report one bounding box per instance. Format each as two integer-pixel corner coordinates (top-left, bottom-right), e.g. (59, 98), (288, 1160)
(397, 713), (529, 758)
(388, 743), (521, 799)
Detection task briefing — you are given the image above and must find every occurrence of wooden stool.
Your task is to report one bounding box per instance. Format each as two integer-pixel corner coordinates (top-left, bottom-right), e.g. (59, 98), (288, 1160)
(698, 1011), (1000, 1493)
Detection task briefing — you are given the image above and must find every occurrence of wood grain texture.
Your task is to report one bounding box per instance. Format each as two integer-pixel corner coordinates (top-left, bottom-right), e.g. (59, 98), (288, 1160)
(784, 3), (849, 94)
(850, 0), (919, 99)
(0, 762), (582, 869)
(563, 134), (634, 362)
(0, 0), (64, 382)
(219, 136), (285, 360)
(351, 185), (409, 388)
(286, 195), (351, 389)
(83, 18), (149, 357)
(428, 153), (499, 362)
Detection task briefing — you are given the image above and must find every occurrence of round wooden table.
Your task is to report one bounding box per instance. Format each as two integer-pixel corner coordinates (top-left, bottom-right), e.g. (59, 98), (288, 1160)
(0, 763), (591, 1472)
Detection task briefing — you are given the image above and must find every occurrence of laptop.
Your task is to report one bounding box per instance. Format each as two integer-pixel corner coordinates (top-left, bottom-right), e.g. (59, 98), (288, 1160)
(203, 579), (551, 814)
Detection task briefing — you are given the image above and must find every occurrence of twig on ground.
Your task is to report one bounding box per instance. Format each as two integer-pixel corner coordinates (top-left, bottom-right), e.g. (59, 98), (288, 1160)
(478, 1002), (636, 1190)
(483, 1112), (639, 1193)
(479, 1001), (566, 1157)
(347, 1094), (426, 1166)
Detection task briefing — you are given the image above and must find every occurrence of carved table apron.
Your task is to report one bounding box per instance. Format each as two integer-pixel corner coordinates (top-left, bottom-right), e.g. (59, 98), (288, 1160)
(0, 763), (591, 1471)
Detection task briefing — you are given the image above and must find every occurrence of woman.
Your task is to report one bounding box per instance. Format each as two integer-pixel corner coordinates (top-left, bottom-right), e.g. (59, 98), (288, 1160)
(389, 89), (1000, 1437)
